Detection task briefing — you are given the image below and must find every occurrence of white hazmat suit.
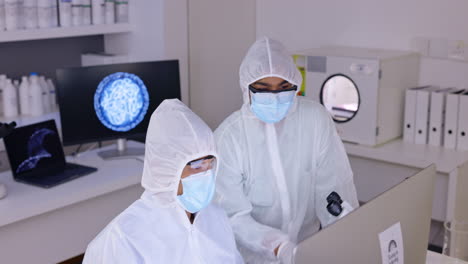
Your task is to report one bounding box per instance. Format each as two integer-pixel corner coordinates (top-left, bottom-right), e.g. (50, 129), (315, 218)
(214, 38), (359, 263)
(83, 99), (244, 264)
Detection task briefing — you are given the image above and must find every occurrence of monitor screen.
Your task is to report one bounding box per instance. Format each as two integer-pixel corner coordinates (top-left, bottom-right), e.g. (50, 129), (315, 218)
(4, 120), (65, 176)
(56, 60), (181, 146)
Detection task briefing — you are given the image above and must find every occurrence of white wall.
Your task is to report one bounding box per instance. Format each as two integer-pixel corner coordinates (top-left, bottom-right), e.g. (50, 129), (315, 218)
(257, 0), (468, 51)
(257, 0), (468, 88)
(188, 0), (256, 129)
(163, 0), (189, 105)
(104, 0), (189, 104)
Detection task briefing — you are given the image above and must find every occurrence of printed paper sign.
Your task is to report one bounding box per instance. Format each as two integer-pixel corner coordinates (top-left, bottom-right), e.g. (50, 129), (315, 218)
(379, 222), (404, 264)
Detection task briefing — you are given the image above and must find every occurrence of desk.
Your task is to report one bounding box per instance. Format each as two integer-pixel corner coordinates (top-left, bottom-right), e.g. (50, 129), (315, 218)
(345, 139), (468, 222)
(427, 250), (468, 263)
(0, 141), (144, 264)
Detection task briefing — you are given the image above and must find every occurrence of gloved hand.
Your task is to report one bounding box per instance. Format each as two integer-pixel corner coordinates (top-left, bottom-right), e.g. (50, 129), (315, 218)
(277, 241), (296, 264)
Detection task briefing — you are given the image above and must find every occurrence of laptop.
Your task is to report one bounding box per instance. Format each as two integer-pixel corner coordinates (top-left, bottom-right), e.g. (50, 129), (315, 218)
(294, 165), (436, 264)
(3, 119), (97, 188)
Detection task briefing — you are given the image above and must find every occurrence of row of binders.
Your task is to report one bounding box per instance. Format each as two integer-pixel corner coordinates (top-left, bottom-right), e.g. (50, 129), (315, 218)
(403, 86), (468, 150)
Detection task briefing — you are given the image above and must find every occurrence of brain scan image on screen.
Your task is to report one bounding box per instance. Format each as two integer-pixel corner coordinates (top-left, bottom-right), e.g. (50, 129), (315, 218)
(94, 72), (150, 132)
(16, 128), (55, 174)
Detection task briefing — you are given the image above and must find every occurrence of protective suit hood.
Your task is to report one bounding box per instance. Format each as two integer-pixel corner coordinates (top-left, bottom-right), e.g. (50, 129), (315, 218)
(239, 37), (303, 104)
(141, 99), (218, 207)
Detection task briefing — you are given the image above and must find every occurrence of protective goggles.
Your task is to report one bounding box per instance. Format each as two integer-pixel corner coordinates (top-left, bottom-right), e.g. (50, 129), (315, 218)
(248, 84), (298, 94)
(187, 155), (216, 169)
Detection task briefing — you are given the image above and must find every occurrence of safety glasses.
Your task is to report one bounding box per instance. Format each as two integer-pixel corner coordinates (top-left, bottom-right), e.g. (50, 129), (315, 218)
(249, 84), (298, 94)
(187, 155), (216, 170)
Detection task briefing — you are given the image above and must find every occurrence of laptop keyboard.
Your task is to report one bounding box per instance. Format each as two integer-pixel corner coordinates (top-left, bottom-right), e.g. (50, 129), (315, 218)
(17, 163), (97, 188)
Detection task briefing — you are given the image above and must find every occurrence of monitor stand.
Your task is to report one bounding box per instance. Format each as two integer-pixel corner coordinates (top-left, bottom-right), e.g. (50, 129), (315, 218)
(98, 138), (145, 160)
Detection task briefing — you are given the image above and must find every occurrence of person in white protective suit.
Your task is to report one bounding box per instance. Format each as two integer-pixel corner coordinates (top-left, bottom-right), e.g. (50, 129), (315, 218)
(83, 99), (244, 264)
(214, 37), (360, 264)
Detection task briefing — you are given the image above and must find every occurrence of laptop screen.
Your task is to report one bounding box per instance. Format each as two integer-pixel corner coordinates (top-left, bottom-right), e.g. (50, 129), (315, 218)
(4, 120), (66, 177)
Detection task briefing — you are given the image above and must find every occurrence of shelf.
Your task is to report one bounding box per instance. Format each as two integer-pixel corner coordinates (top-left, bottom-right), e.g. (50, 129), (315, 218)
(0, 23), (132, 43)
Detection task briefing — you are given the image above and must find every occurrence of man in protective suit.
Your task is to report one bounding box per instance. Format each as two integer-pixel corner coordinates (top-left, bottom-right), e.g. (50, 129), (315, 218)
(214, 37), (359, 264)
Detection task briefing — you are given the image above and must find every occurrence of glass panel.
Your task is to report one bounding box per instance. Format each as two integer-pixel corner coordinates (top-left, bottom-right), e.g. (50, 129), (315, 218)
(321, 75), (360, 123)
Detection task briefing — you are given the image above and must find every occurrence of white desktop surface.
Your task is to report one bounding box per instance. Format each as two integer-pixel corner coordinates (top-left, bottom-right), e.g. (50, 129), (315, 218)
(0, 140), (145, 264)
(0, 141), (144, 228)
(344, 139), (468, 174)
(427, 250), (468, 263)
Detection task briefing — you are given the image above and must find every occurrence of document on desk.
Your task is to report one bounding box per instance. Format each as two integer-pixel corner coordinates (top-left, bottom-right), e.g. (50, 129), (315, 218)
(379, 222), (404, 264)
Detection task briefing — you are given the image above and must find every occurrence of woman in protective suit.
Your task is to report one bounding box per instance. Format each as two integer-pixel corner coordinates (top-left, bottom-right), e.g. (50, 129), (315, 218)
(83, 99), (243, 264)
(214, 37), (359, 263)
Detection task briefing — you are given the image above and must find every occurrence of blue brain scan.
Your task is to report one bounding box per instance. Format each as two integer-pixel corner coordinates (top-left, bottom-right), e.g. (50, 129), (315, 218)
(94, 72), (150, 132)
(16, 128), (55, 174)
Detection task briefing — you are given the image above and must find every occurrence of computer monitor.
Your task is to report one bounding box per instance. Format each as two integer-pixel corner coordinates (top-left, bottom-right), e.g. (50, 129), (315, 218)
(56, 60), (180, 158)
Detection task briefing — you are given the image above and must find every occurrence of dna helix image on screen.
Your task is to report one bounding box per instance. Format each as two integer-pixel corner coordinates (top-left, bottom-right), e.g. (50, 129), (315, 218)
(16, 128), (55, 174)
(94, 72), (150, 132)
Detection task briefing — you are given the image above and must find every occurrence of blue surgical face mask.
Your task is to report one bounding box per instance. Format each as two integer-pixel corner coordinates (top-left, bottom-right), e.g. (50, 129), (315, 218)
(250, 90), (296, 123)
(177, 169), (215, 213)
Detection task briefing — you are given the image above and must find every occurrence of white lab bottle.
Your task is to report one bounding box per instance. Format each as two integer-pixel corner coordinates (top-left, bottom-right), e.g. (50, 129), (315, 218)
(104, 0), (113, 24)
(46, 78), (56, 111)
(71, 0), (82, 26)
(37, 0), (50, 28)
(58, 0), (71, 27)
(18, 76), (29, 115)
(16, 0), (24, 29)
(0, 75), (5, 115)
(39, 76), (50, 113)
(29, 74), (44, 116)
(13, 79), (20, 115)
(3, 79), (18, 117)
(50, 0), (57, 27)
(114, 0), (127, 23)
(5, 0), (19, 31)
(13, 79), (19, 107)
(0, 0), (6, 31)
(81, 0), (90, 25)
(24, 0), (37, 29)
(90, 0), (103, 25)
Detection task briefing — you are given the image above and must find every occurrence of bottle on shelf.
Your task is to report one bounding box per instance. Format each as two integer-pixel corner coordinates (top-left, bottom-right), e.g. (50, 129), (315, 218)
(0, 75), (6, 115)
(29, 73), (44, 116)
(17, 0), (24, 29)
(50, 0), (58, 27)
(82, 0), (90, 25)
(5, 0), (19, 31)
(39, 75), (50, 113)
(115, 0), (128, 23)
(91, 0), (103, 25)
(18, 76), (30, 115)
(0, 0), (7, 31)
(58, 0), (72, 27)
(104, 0), (114, 24)
(3, 78), (18, 117)
(71, 0), (82, 26)
(24, 0), (38, 29)
(46, 78), (57, 111)
(13, 79), (19, 107)
(37, 0), (51, 28)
